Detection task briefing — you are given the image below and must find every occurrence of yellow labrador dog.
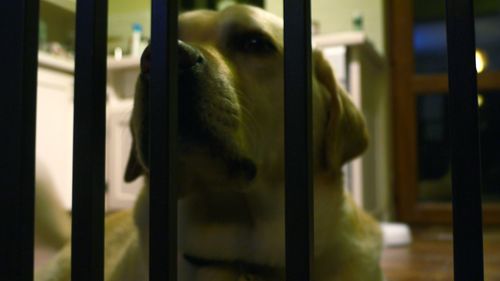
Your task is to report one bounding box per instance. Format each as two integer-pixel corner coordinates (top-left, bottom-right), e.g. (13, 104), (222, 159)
(36, 5), (382, 281)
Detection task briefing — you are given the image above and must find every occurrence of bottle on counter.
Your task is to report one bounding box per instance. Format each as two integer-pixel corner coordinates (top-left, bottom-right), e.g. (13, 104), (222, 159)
(131, 23), (143, 57)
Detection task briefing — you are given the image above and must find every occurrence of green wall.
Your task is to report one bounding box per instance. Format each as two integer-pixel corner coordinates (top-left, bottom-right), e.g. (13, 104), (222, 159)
(109, 0), (150, 14)
(105, 0), (386, 55)
(266, 0), (386, 55)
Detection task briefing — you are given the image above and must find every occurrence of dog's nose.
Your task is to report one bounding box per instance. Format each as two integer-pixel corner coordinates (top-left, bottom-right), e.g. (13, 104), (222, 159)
(178, 41), (204, 71)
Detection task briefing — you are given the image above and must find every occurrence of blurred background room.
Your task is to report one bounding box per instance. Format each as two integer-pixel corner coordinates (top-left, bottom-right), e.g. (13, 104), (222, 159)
(34, 0), (500, 280)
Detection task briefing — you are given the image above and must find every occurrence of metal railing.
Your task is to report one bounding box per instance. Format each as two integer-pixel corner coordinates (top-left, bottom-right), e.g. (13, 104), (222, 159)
(1, 1), (39, 280)
(284, 0), (314, 280)
(149, 0), (178, 280)
(445, 0), (485, 280)
(0, 0), (484, 280)
(71, 0), (107, 280)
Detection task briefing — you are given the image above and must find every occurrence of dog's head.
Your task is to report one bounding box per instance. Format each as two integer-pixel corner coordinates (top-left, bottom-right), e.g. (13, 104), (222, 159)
(124, 4), (368, 193)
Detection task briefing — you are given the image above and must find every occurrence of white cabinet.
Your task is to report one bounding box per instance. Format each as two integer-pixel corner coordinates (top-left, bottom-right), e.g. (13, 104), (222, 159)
(105, 57), (143, 210)
(36, 66), (74, 209)
(314, 32), (391, 220)
(36, 53), (142, 210)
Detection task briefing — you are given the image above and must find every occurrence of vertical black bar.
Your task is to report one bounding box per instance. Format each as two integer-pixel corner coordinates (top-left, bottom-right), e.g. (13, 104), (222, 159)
(71, 0), (108, 280)
(149, 0), (178, 280)
(445, 0), (485, 281)
(284, 0), (313, 281)
(0, 0), (38, 280)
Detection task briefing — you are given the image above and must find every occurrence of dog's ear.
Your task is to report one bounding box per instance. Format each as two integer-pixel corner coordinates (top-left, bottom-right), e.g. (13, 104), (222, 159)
(140, 45), (151, 74)
(313, 50), (369, 170)
(124, 142), (143, 182)
(124, 46), (151, 182)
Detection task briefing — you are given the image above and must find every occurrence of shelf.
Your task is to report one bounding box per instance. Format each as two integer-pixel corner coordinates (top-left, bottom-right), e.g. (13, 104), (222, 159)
(314, 31), (369, 47)
(313, 31), (387, 68)
(107, 56), (140, 70)
(38, 52), (74, 73)
(38, 51), (140, 73)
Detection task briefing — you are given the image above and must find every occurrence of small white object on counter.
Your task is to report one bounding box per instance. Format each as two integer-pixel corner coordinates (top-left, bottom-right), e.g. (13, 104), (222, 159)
(381, 222), (412, 247)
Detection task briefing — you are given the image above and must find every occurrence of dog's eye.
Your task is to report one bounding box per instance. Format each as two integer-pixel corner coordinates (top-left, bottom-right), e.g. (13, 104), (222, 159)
(235, 33), (276, 55)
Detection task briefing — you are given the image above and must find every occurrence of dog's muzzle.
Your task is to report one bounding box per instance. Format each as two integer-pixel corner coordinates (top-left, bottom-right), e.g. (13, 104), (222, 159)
(176, 41), (257, 182)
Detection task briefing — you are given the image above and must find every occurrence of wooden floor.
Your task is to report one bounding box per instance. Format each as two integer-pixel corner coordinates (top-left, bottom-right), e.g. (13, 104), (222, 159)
(381, 226), (500, 281)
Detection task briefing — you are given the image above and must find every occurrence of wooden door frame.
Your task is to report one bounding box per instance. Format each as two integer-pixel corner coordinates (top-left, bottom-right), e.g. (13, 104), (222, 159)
(388, 0), (500, 224)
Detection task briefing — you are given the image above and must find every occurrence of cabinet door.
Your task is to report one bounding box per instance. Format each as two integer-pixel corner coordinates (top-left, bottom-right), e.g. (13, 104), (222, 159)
(106, 101), (144, 210)
(36, 68), (74, 209)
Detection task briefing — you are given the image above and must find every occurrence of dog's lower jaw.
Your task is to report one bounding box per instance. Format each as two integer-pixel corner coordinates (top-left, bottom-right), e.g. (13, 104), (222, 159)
(176, 142), (257, 194)
(182, 254), (284, 281)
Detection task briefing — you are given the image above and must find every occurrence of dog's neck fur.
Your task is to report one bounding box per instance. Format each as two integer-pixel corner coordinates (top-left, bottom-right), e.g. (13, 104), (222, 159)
(132, 171), (349, 277)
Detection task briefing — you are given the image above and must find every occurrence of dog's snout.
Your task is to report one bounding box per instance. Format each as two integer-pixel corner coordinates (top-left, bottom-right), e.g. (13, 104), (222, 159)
(178, 41), (204, 71)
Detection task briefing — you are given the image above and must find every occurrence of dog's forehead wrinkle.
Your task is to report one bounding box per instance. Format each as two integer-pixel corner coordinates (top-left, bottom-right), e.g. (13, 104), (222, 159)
(219, 4), (283, 27)
(179, 10), (218, 42)
(212, 5), (282, 44)
(179, 6), (283, 51)
(217, 17), (282, 47)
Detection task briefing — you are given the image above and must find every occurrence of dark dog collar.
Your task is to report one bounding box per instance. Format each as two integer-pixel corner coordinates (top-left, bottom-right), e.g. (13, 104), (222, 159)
(183, 254), (284, 280)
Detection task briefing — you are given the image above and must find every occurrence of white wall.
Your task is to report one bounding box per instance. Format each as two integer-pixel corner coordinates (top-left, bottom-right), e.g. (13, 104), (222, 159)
(266, 0), (386, 55)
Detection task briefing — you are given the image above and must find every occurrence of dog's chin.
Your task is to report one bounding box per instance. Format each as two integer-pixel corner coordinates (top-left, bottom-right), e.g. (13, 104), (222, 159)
(176, 134), (257, 194)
